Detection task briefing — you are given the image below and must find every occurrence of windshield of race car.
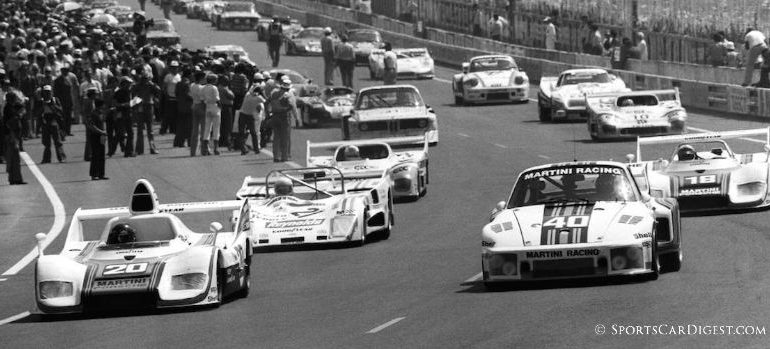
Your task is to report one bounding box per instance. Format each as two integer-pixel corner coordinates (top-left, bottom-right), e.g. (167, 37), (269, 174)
(356, 87), (425, 110)
(470, 57), (516, 72)
(224, 2), (254, 11)
(397, 50), (428, 58)
(616, 95), (658, 107)
(336, 144), (389, 161)
(348, 31), (380, 42)
(671, 141), (732, 161)
(296, 28), (324, 39)
(509, 165), (638, 207)
(558, 72), (610, 86)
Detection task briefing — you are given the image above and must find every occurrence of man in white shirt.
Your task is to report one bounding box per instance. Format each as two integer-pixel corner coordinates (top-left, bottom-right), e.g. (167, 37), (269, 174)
(201, 74), (221, 155)
(382, 42), (397, 85)
(189, 71), (206, 156)
(742, 28), (768, 86)
(544, 17), (556, 50)
(488, 14), (508, 41)
(635, 32), (648, 61)
(161, 60), (181, 135)
(238, 80), (266, 155)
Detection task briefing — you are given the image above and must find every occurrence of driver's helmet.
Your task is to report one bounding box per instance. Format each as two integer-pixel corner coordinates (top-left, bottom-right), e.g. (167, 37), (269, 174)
(107, 223), (137, 244)
(594, 173), (616, 196)
(343, 145), (360, 160)
(677, 144), (696, 161)
(621, 98), (634, 107)
(274, 177), (293, 196)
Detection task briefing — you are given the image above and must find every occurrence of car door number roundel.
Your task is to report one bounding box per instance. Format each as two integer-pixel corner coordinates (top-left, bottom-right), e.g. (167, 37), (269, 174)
(541, 204), (593, 245)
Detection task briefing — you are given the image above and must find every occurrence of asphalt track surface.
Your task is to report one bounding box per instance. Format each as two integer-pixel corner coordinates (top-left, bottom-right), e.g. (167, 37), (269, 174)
(1, 3), (769, 348)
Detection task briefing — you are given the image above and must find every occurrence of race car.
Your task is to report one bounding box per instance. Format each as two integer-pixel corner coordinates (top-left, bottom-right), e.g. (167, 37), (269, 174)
(368, 48), (434, 80)
(201, 1), (226, 21)
(103, 5), (133, 28)
(296, 86), (356, 126)
(343, 85), (438, 145)
(452, 55), (529, 105)
(186, 0), (206, 19)
(631, 128), (770, 212)
(204, 44), (256, 66)
(257, 16), (302, 41)
(173, 0), (193, 14)
(307, 134), (429, 200)
(211, 1), (261, 30)
(264, 69), (314, 97)
(35, 179), (252, 314)
(538, 68), (629, 122)
(146, 19), (181, 47)
(235, 167), (392, 248)
(481, 161), (682, 287)
(284, 27), (325, 56)
(346, 29), (384, 64)
(586, 89), (687, 140)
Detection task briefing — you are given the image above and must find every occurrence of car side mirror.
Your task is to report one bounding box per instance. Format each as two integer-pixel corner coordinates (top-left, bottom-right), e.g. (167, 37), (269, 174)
(489, 201), (506, 221)
(209, 221), (223, 233)
(764, 144), (770, 152)
(35, 232), (47, 256)
(461, 62), (470, 74)
(640, 192), (651, 203)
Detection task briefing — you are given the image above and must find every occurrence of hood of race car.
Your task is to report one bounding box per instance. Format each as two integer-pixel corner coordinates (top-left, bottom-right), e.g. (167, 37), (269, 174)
(466, 70), (515, 88)
(555, 83), (625, 100)
(250, 197), (335, 236)
(486, 202), (653, 247)
(220, 12), (259, 18)
(399, 57), (432, 71)
(354, 107), (428, 121)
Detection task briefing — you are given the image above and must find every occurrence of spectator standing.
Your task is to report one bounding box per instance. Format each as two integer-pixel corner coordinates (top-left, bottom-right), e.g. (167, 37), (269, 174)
(619, 37), (640, 70)
(138, 0), (146, 11)
(161, 0), (173, 19)
(82, 87), (99, 161)
(603, 30), (618, 56)
(488, 14), (508, 42)
(201, 73), (221, 155)
(267, 18), (283, 67)
(269, 77), (296, 162)
(161, 60), (181, 135)
(53, 63), (74, 138)
(189, 71), (207, 156)
(708, 33), (727, 67)
(321, 27), (336, 85)
(238, 82), (265, 155)
(174, 68), (192, 147)
(217, 75), (234, 150)
(335, 35), (355, 89)
(112, 77), (134, 157)
(608, 33), (622, 69)
(132, 72), (160, 155)
(742, 28), (767, 86)
(725, 41), (740, 68)
(18, 63), (38, 139)
(543, 17), (557, 50)
(3, 91), (26, 185)
(37, 84), (66, 163)
(382, 42), (397, 85)
(472, 4), (484, 37)
(635, 32), (648, 61)
(86, 99), (108, 180)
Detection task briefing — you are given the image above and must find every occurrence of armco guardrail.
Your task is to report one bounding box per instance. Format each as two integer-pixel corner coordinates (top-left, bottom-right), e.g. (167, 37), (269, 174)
(255, 0), (770, 118)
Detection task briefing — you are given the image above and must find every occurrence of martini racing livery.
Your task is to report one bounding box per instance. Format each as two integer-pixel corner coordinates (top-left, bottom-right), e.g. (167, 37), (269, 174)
(452, 55), (529, 105)
(35, 180), (252, 314)
(538, 68), (629, 122)
(343, 85), (438, 145)
(235, 167), (392, 248)
(307, 134), (429, 200)
(368, 48), (435, 80)
(482, 162), (682, 287)
(632, 128), (770, 212)
(586, 89), (687, 140)
(296, 86), (356, 126)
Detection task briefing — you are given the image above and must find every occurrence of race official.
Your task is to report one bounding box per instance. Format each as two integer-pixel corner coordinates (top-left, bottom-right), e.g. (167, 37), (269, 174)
(238, 82), (266, 155)
(382, 42), (397, 85)
(321, 27), (336, 85)
(335, 35), (356, 89)
(742, 28), (768, 86)
(269, 77), (297, 162)
(37, 84), (67, 163)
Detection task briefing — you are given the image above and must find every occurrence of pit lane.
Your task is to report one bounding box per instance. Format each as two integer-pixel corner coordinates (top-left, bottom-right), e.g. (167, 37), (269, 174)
(0, 2), (768, 348)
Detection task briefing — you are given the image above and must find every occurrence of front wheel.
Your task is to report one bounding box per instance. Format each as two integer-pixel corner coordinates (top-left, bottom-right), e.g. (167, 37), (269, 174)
(369, 68), (376, 80)
(454, 95), (464, 106)
(538, 99), (552, 122)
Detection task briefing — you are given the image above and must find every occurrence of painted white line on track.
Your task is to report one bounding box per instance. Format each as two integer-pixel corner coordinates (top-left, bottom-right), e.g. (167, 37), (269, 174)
(538, 154), (551, 159)
(367, 317), (406, 334)
(464, 272), (482, 284)
(260, 149), (301, 168)
(0, 278), (7, 282)
(0, 311), (30, 326)
(2, 153), (65, 276)
(433, 77), (452, 84)
(493, 143), (507, 149)
(457, 132), (470, 138)
(687, 126), (766, 144)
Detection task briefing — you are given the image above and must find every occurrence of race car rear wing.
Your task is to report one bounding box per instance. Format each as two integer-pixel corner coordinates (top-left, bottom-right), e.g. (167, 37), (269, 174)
(635, 127), (770, 162)
(306, 133), (429, 166)
(586, 88), (680, 103)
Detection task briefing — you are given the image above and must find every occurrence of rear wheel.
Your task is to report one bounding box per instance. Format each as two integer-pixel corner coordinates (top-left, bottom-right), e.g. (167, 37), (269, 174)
(357, 208), (369, 246)
(538, 99), (552, 122)
(234, 254), (251, 298)
(660, 251), (682, 272)
(646, 233), (660, 281)
(454, 95), (464, 105)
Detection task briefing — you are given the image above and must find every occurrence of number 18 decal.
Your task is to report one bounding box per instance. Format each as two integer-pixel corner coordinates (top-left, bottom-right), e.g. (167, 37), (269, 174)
(103, 262), (149, 275)
(683, 175), (716, 185)
(543, 215), (589, 229)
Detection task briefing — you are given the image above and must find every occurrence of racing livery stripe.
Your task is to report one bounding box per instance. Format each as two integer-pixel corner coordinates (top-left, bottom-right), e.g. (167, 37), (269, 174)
(540, 203), (593, 245)
(74, 241), (99, 264)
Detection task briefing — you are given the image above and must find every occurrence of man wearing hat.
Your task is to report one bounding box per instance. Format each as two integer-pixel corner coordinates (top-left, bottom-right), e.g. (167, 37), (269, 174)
(269, 76), (297, 162)
(543, 17), (556, 50)
(201, 73), (221, 155)
(37, 84), (66, 163)
(132, 72), (161, 155)
(321, 27), (336, 85)
(161, 60), (181, 135)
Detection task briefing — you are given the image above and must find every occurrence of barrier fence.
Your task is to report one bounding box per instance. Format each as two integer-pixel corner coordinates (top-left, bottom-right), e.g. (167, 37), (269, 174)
(256, 0), (770, 118)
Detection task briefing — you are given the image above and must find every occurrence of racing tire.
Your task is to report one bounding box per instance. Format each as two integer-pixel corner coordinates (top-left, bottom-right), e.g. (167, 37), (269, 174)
(214, 267), (225, 307)
(454, 95), (464, 106)
(660, 251), (682, 273)
(379, 194), (393, 240)
(357, 209), (368, 247)
(234, 254), (251, 298)
(646, 232), (660, 281)
(538, 99), (551, 122)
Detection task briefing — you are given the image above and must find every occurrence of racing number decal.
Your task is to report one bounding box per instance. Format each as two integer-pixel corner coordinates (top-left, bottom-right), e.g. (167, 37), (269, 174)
(103, 262), (149, 275)
(683, 175), (716, 185)
(541, 204), (593, 245)
(290, 207), (322, 218)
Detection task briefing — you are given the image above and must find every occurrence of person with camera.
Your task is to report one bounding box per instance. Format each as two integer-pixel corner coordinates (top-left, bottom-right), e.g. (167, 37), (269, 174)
(238, 81), (266, 155)
(37, 84), (67, 163)
(267, 18), (284, 67)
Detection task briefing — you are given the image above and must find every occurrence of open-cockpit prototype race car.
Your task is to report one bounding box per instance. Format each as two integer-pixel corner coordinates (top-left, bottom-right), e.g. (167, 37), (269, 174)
(307, 134), (429, 200)
(586, 89), (687, 140)
(630, 128), (770, 212)
(35, 180), (252, 314)
(481, 161), (681, 287)
(235, 167), (392, 249)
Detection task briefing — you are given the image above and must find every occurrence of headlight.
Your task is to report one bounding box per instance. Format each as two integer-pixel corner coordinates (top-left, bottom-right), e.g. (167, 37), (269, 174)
(486, 254), (517, 276)
(359, 123), (369, 131)
(552, 95), (564, 105)
(737, 182), (766, 196)
(463, 78), (479, 87)
(610, 247), (644, 270)
(39, 281), (73, 299)
(304, 45), (309, 51)
(417, 119), (428, 128)
(421, 57), (431, 66)
(665, 110), (687, 121)
(599, 113), (618, 124)
(171, 273), (207, 290)
(514, 76), (524, 85)
(393, 177), (412, 191)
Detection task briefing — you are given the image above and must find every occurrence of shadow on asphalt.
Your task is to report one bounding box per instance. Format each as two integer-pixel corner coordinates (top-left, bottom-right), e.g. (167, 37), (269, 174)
(681, 206), (769, 217)
(254, 234), (389, 253)
(457, 275), (656, 293)
(14, 304), (226, 323)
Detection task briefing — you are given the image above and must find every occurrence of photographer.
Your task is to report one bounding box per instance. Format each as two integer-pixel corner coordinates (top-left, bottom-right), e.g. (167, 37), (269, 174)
(267, 18), (283, 67)
(37, 85), (66, 163)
